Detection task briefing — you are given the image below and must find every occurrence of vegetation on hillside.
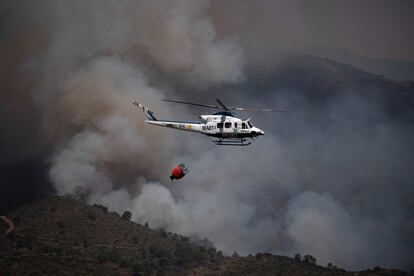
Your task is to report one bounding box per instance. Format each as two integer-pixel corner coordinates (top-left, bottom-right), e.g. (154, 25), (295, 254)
(0, 196), (409, 275)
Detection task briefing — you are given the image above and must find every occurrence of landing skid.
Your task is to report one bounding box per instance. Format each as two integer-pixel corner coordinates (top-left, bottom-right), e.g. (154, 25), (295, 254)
(212, 138), (251, 146)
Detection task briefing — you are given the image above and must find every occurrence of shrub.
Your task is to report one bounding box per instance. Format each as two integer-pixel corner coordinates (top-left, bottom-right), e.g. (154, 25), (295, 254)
(150, 246), (170, 259)
(87, 211), (97, 221)
(175, 242), (209, 264)
(122, 211), (132, 221)
(208, 247), (216, 254)
(93, 204), (108, 213)
(303, 254), (317, 265)
(373, 266), (382, 272)
(159, 257), (170, 267)
(57, 220), (65, 228)
(159, 228), (168, 238)
(174, 243), (194, 263)
(97, 248), (124, 265)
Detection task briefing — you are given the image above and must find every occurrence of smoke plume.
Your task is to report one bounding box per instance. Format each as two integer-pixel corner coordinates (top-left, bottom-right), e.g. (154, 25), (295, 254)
(1, 0), (414, 271)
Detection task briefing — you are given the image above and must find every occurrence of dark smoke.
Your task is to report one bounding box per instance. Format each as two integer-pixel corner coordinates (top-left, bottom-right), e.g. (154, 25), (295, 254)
(1, 0), (414, 271)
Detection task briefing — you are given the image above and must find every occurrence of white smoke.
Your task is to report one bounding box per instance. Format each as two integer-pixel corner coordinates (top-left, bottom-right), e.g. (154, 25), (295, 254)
(2, 0), (414, 271)
(285, 192), (369, 268)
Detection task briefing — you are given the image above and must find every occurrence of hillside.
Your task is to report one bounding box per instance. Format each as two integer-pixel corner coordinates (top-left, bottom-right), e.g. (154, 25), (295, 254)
(0, 196), (408, 275)
(306, 45), (414, 82)
(229, 53), (414, 126)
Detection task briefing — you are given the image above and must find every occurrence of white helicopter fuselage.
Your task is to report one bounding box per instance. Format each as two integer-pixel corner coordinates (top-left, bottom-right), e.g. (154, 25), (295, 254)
(134, 101), (264, 141)
(146, 113), (264, 139)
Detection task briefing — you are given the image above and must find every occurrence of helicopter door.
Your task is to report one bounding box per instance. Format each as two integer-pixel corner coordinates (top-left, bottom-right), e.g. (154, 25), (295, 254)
(233, 122), (240, 134)
(224, 122), (232, 137)
(240, 122), (249, 135)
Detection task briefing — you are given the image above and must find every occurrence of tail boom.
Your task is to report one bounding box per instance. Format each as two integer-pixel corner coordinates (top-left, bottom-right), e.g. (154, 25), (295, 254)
(146, 120), (203, 133)
(133, 100), (203, 133)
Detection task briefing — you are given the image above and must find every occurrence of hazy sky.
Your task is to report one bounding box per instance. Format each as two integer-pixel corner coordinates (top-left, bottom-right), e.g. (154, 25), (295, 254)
(209, 0), (414, 61)
(302, 0), (414, 61)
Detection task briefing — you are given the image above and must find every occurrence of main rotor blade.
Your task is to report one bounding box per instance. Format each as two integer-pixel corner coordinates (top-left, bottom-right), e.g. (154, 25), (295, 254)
(216, 98), (228, 110)
(163, 98), (291, 113)
(231, 107), (291, 113)
(216, 98), (290, 113)
(162, 99), (220, 109)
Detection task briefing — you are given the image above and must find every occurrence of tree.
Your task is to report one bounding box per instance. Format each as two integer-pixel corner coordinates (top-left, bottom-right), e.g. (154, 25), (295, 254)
(93, 204), (108, 213)
(232, 251), (239, 258)
(87, 211), (97, 221)
(303, 255), (317, 265)
(122, 211), (132, 221)
(158, 228), (167, 237)
(294, 253), (302, 262)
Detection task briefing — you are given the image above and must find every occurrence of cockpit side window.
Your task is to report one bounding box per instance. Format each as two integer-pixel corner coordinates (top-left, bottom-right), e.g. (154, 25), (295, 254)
(247, 121), (253, 128)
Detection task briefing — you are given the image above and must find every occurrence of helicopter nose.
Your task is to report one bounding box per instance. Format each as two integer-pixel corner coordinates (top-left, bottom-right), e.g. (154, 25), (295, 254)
(255, 127), (264, 135)
(253, 127), (264, 136)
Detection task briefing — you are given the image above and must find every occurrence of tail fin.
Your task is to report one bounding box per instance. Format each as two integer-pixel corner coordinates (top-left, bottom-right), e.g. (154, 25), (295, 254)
(132, 100), (157, 121)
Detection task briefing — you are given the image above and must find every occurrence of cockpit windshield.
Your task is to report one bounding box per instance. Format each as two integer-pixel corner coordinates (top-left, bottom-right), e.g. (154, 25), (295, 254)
(247, 121), (253, 128)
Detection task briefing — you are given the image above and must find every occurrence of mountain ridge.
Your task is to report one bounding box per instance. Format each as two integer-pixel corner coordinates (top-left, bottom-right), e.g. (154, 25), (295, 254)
(0, 195), (408, 275)
(305, 45), (414, 82)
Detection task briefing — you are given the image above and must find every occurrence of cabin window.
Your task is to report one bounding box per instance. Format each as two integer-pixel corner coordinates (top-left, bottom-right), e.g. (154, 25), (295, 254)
(225, 122), (232, 128)
(217, 123), (223, 128)
(242, 122), (247, 129)
(234, 123), (238, 128)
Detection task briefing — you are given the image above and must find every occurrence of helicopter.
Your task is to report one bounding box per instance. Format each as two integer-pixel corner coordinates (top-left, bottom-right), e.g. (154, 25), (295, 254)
(133, 98), (289, 146)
